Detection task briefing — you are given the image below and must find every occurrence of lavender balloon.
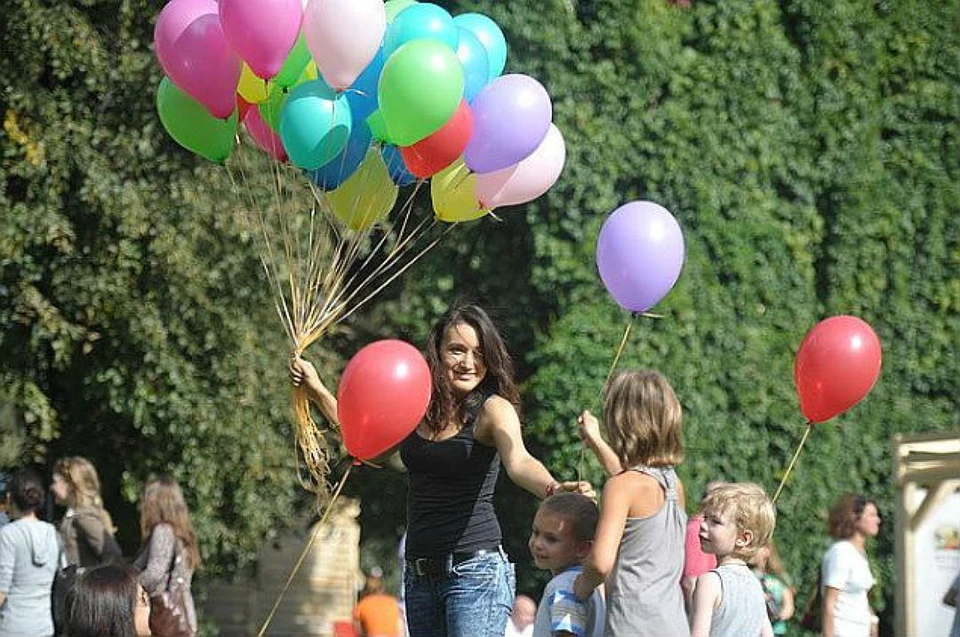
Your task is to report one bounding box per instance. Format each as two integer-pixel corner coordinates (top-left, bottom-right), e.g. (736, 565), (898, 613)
(463, 74), (552, 174)
(596, 201), (685, 312)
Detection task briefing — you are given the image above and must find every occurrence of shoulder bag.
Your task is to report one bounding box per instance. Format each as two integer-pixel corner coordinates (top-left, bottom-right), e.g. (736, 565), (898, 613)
(148, 538), (194, 637)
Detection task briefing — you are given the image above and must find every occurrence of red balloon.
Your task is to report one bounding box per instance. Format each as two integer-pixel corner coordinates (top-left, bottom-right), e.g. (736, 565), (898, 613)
(794, 316), (882, 423)
(337, 339), (432, 460)
(400, 100), (473, 178)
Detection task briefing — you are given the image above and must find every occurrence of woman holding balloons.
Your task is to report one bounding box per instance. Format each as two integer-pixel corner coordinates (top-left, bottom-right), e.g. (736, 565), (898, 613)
(290, 304), (591, 637)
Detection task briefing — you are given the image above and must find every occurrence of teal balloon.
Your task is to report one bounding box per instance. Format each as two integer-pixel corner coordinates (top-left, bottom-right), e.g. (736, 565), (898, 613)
(384, 0), (417, 22)
(156, 77), (237, 163)
(378, 39), (464, 146)
(455, 27), (489, 102)
(453, 13), (507, 81)
(383, 3), (459, 59)
(279, 80), (352, 170)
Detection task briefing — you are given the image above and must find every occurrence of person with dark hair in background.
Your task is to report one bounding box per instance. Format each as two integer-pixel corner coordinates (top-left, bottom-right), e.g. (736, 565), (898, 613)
(0, 468), (60, 637)
(66, 564), (143, 637)
(821, 494), (881, 637)
(291, 304), (591, 637)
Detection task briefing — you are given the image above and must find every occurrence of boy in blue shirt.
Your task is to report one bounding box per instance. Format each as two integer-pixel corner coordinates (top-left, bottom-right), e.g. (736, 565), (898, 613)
(528, 493), (605, 637)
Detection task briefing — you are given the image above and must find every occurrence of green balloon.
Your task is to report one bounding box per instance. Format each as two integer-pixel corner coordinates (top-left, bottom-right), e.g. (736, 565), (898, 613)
(259, 85), (288, 132)
(378, 39), (464, 146)
(366, 110), (392, 144)
(156, 77), (237, 163)
(274, 36), (311, 88)
(385, 0), (417, 22)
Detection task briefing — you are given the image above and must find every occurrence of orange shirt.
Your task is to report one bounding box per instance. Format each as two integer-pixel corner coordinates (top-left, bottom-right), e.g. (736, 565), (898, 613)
(353, 593), (402, 637)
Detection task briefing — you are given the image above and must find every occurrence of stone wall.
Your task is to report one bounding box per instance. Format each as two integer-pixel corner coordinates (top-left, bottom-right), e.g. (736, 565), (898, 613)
(200, 497), (361, 636)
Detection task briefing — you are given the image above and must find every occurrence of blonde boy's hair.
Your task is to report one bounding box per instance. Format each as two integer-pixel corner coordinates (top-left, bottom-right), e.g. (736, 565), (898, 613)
(603, 369), (683, 469)
(700, 482), (776, 560)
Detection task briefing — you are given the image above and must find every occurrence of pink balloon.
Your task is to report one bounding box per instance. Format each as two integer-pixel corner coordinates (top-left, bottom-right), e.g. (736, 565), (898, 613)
(476, 123), (566, 208)
(220, 0), (302, 80)
(244, 109), (288, 162)
(154, 0), (241, 118)
(303, 0), (386, 91)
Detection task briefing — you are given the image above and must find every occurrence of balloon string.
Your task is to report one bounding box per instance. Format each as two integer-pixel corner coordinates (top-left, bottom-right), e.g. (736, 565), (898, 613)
(256, 463), (354, 637)
(772, 421), (813, 503)
(578, 317), (634, 483)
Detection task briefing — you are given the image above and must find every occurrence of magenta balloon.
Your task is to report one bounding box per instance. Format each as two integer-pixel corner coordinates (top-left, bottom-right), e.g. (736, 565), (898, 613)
(220, 0), (303, 79)
(244, 108), (288, 162)
(154, 0), (241, 118)
(596, 201), (685, 312)
(463, 74), (552, 174)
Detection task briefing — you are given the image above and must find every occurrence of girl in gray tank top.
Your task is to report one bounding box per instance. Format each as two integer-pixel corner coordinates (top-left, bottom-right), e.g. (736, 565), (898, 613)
(572, 370), (690, 637)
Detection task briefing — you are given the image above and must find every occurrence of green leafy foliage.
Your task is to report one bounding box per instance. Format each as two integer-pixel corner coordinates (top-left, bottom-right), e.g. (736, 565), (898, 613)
(2, 2), (957, 636)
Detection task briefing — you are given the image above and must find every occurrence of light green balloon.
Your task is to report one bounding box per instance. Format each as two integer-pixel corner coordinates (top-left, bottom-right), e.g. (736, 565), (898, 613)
(378, 39), (464, 146)
(366, 110), (392, 143)
(259, 85), (288, 132)
(274, 35), (312, 88)
(385, 0), (417, 22)
(156, 77), (237, 163)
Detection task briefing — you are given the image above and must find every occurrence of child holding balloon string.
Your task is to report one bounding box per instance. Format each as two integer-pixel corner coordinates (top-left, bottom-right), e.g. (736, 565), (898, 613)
(290, 304), (593, 637)
(573, 369), (690, 637)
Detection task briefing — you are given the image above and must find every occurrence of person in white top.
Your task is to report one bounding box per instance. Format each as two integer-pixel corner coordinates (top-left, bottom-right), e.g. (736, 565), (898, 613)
(821, 494), (881, 637)
(505, 594), (536, 637)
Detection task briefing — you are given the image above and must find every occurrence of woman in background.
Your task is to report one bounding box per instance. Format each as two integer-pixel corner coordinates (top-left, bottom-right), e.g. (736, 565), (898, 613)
(0, 468), (60, 637)
(821, 493), (881, 637)
(134, 476), (200, 637)
(51, 456), (121, 569)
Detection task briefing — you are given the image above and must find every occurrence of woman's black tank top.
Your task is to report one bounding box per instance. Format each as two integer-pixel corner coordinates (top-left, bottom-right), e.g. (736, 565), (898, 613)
(400, 393), (502, 558)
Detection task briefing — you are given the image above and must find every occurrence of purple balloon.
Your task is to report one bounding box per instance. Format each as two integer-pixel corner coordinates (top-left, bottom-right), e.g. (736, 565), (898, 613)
(596, 201), (685, 312)
(463, 74), (552, 174)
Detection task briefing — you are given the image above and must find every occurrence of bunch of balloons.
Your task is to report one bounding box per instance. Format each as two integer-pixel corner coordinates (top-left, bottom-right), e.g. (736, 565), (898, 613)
(153, 0), (567, 227)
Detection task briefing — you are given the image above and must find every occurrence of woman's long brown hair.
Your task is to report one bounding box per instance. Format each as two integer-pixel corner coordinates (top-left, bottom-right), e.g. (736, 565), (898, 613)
(423, 305), (520, 433)
(139, 475), (201, 570)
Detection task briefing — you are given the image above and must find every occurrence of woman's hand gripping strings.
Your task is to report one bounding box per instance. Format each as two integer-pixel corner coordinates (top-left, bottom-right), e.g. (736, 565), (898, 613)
(289, 356), (339, 427)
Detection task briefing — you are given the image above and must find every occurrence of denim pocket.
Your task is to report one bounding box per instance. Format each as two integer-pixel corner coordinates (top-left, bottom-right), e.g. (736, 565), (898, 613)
(451, 552), (501, 582)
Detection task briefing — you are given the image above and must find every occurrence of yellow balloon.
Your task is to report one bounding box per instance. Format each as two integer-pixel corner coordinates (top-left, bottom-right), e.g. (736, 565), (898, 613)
(431, 159), (490, 223)
(238, 64), (270, 104)
(298, 62), (319, 85)
(325, 148), (398, 231)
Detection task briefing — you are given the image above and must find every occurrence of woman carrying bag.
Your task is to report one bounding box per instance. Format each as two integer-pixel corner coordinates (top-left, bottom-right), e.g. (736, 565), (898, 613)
(134, 476), (199, 637)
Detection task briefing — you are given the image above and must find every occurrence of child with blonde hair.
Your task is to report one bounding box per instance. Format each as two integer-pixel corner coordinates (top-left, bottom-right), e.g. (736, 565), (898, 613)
(690, 482), (776, 637)
(574, 369), (689, 637)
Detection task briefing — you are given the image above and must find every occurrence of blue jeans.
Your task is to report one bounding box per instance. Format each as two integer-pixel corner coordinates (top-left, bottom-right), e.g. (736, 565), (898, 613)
(404, 547), (515, 637)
